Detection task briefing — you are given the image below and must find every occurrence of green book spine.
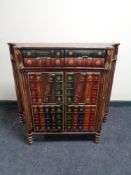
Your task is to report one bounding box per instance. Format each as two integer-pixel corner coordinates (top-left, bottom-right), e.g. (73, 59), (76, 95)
(22, 49), (64, 58)
(65, 50), (76, 57)
(65, 49), (106, 58)
(55, 74), (63, 104)
(66, 74), (74, 104)
(56, 106), (63, 130)
(22, 49), (52, 57)
(66, 106), (73, 130)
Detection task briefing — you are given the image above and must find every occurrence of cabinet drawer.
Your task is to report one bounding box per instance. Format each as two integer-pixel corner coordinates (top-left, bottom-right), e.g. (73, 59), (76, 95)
(23, 49), (106, 58)
(23, 49), (106, 68)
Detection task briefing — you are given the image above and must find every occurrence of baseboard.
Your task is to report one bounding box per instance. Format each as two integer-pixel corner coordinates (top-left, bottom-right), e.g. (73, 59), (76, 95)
(0, 100), (17, 107)
(0, 100), (131, 107)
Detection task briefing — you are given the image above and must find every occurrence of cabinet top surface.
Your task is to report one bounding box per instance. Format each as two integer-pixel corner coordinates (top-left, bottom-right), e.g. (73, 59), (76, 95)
(8, 43), (120, 49)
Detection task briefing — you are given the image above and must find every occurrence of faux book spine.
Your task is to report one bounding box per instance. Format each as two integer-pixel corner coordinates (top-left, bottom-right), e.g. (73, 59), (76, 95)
(32, 106), (63, 131)
(65, 106), (96, 132)
(24, 57), (105, 67)
(84, 73), (100, 105)
(22, 49), (106, 58)
(22, 49), (64, 58)
(65, 49), (106, 57)
(74, 74), (85, 103)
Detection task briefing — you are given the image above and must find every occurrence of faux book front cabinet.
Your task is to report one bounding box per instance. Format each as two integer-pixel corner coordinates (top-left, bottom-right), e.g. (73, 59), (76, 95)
(8, 43), (119, 144)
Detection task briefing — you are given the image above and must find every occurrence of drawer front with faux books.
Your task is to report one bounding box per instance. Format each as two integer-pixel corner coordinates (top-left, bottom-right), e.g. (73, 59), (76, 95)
(65, 105), (96, 132)
(28, 72), (64, 104)
(65, 72), (100, 105)
(23, 49), (106, 68)
(32, 105), (63, 132)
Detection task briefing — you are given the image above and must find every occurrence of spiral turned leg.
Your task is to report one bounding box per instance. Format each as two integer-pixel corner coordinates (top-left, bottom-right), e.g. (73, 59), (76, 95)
(103, 111), (108, 123)
(27, 132), (33, 144)
(95, 132), (101, 143)
(103, 115), (107, 123)
(19, 113), (24, 123)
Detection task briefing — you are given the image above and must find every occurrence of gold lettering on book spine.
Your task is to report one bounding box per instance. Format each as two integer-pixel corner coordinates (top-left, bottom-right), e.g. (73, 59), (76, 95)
(26, 59), (32, 65)
(55, 59), (61, 65)
(95, 60), (101, 66)
(68, 59), (74, 65)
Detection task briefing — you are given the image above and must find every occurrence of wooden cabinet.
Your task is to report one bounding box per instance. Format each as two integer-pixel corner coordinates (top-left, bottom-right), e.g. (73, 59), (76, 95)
(8, 43), (119, 144)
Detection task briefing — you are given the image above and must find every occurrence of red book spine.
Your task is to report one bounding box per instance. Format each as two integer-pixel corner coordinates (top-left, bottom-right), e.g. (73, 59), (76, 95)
(94, 58), (105, 67)
(90, 73), (100, 105)
(24, 57), (105, 67)
(85, 58), (95, 67)
(39, 107), (45, 131)
(84, 58), (105, 67)
(52, 58), (64, 66)
(43, 57), (52, 66)
(29, 74), (38, 103)
(88, 107), (96, 131)
(32, 106), (41, 131)
(65, 57), (77, 66)
(28, 73), (45, 104)
(37, 75), (44, 104)
(24, 57), (65, 67)
(44, 74), (55, 103)
(83, 107), (90, 131)
(74, 74), (85, 103)
(24, 58), (39, 67)
(84, 74), (93, 104)
(77, 57), (84, 66)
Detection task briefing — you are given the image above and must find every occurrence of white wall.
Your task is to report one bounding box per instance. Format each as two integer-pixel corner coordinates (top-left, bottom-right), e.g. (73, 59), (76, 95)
(0, 0), (131, 100)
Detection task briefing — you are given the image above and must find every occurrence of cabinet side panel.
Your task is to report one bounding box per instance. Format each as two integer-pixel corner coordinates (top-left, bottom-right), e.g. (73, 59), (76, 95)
(104, 61), (116, 116)
(95, 72), (106, 131)
(104, 46), (119, 116)
(18, 70), (33, 131)
(8, 44), (24, 121)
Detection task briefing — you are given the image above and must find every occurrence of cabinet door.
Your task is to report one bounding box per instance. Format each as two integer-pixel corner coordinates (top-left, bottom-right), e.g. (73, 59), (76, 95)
(65, 72), (100, 105)
(65, 72), (101, 132)
(28, 72), (63, 104)
(28, 72), (64, 132)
